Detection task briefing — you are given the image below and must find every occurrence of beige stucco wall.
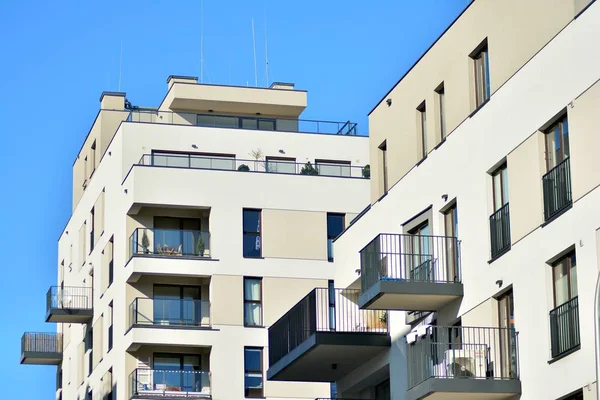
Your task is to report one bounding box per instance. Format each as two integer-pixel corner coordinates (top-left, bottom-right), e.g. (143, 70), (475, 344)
(210, 275), (243, 326)
(262, 209), (328, 260)
(368, 0), (579, 203)
(506, 133), (544, 244)
(263, 277), (327, 326)
(569, 79), (600, 202)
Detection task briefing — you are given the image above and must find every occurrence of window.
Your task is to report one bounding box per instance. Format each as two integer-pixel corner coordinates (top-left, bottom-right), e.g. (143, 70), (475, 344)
(102, 237), (113, 293)
(328, 280), (336, 330)
(151, 150), (236, 171)
(407, 222), (432, 281)
(490, 164), (511, 258)
(472, 40), (490, 107)
(79, 222), (87, 267)
(243, 209), (261, 258)
(498, 290), (517, 378)
(379, 141), (388, 195)
(244, 278), (262, 326)
(443, 204), (459, 281)
(89, 207), (95, 254)
(85, 327), (93, 377)
(436, 83), (446, 139)
(315, 159), (351, 177)
(545, 115), (570, 170)
(90, 140), (97, 178)
(550, 251), (580, 358)
(102, 368), (113, 400)
(265, 156), (296, 174)
(417, 102), (427, 159)
(153, 285), (204, 326)
(153, 353), (205, 393)
(327, 213), (345, 262)
(244, 347), (263, 398)
(107, 302), (113, 352)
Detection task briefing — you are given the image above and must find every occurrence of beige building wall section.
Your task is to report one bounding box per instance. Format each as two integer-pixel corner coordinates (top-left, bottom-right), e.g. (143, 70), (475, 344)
(262, 209), (328, 260)
(263, 277), (328, 326)
(368, 0), (583, 203)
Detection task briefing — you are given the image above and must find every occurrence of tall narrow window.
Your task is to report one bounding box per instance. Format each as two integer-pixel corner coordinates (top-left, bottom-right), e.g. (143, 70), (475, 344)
(243, 209), (261, 258)
(498, 290), (517, 378)
(90, 140), (97, 178)
(378, 141), (388, 195)
(543, 115), (571, 220)
(407, 222), (432, 281)
(102, 237), (114, 293)
(89, 207), (95, 254)
(107, 302), (113, 352)
(550, 251), (579, 358)
(79, 222), (87, 267)
(244, 347), (264, 398)
(108, 237), (113, 286)
(244, 278), (262, 327)
(328, 280), (336, 330)
(490, 164), (511, 258)
(326, 213), (345, 262)
(417, 102), (427, 159)
(443, 204), (459, 281)
(472, 40), (490, 107)
(436, 83), (446, 139)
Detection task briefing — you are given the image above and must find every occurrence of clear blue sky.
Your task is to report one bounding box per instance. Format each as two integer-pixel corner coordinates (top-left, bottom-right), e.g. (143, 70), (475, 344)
(0, 0), (470, 397)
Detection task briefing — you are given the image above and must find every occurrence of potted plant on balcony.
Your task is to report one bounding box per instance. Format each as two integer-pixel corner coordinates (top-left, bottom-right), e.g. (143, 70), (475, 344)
(141, 230), (150, 254)
(300, 161), (319, 175)
(237, 164), (250, 171)
(196, 235), (205, 257)
(362, 164), (370, 178)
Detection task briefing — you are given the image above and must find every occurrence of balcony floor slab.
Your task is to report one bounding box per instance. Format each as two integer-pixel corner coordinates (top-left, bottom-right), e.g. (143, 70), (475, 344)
(406, 378), (521, 400)
(359, 280), (463, 311)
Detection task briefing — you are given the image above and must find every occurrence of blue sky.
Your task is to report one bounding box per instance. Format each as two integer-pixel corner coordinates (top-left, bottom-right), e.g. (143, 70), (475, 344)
(0, 0), (470, 397)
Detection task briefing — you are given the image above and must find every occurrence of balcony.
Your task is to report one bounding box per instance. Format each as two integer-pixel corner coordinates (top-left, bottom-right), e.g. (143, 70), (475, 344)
(267, 288), (390, 382)
(20, 332), (62, 365)
(135, 153), (368, 179)
(550, 296), (580, 359)
(542, 157), (572, 221)
(406, 326), (521, 400)
(129, 228), (211, 259)
(128, 110), (358, 135)
(359, 234), (463, 311)
(490, 203), (511, 260)
(130, 368), (211, 399)
(45, 286), (93, 323)
(129, 298), (211, 329)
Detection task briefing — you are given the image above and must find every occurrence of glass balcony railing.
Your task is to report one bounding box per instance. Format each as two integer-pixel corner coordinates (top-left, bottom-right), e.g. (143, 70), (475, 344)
(129, 298), (211, 328)
(127, 110), (358, 135)
(129, 228), (210, 259)
(46, 286), (93, 312)
(130, 368), (211, 399)
(136, 153), (369, 179)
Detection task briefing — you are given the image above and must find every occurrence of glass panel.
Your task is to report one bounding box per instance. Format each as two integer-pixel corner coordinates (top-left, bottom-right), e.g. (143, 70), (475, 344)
(245, 373), (263, 389)
(258, 119), (276, 131)
(570, 253), (577, 298)
(546, 130), (557, 169)
(189, 156), (212, 169)
(493, 172), (503, 210)
(183, 356), (200, 369)
(212, 115), (238, 128)
(266, 159), (296, 174)
(183, 287), (201, 300)
(317, 162), (351, 177)
(502, 167), (509, 205)
(241, 118), (258, 129)
(484, 50), (491, 99)
(327, 214), (344, 239)
(244, 303), (262, 326)
(244, 348), (262, 372)
(244, 279), (261, 301)
(562, 118), (570, 159)
(439, 91), (446, 138)
(554, 260), (569, 306)
(554, 124), (562, 165)
(243, 234), (261, 258)
(154, 286), (180, 299)
(243, 210), (260, 233)
(154, 356), (180, 370)
(211, 157), (235, 170)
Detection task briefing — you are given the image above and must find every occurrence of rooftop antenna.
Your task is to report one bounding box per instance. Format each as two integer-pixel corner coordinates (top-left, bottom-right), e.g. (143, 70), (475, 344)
(251, 18), (258, 87)
(264, 8), (269, 87)
(118, 40), (123, 91)
(200, 0), (204, 83)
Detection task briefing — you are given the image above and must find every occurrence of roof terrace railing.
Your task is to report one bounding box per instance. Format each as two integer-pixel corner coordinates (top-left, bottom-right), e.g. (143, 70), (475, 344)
(126, 110), (358, 135)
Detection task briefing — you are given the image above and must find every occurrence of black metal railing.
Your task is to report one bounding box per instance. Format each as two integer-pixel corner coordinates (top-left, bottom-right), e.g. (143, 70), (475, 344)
(21, 332), (63, 354)
(129, 228), (211, 259)
(46, 286), (93, 312)
(129, 368), (211, 398)
(549, 296), (580, 358)
(542, 157), (572, 221)
(127, 110), (358, 135)
(360, 233), (461, 292)
(129, 298), (211, 328)
(407, 326), (519, 389)
(136, 153), (368, 179)
(490, 203), (511, 259)
(268, 288), (388, 367)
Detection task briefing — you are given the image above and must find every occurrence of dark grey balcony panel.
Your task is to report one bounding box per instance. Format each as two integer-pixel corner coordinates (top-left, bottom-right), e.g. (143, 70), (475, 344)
(20, 332), (63, 365)
(358, 279), (463, 311)
(406, 378), (522, 400)
(267, 331), (390, 382)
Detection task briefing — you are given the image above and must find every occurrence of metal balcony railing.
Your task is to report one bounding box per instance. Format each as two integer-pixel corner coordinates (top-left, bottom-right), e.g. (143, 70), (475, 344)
(46, 286), (93, 312)
(360, 233), (461, 292)
(136, 153), (368, 179)
(549, 296), (580, 358)
(129, 298), (211, 328)
(127, 110), (358, 135)
(490, 203), (511, 259)
(542, 157), (572, 221)
(268, 288), (388, 367)
(129, 228), (211, 259)
(407, 326), (519, 389)
(130, 368), (211, 398)
(21, 332), (63, 354)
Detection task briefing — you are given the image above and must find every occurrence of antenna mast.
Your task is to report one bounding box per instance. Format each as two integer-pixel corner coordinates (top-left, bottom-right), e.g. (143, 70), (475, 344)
(264, 8), (269, 87)
(252, 18), (258, 87)
(200, 0), (204, 83)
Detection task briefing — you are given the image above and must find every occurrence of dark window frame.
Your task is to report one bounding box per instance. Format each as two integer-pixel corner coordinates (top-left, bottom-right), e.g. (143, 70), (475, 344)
(242, 209), (262, 258)
(544, 115), (570, 171)
(265, 156), (297, 174)
(244, 347), (264, 398)
(491, 163), (509, 211)
(471, 39), (490, 108)
(108, 301), (113, 352)
(326, 213), (345, 262)
(89, 207), (95, 254)
(551, 251), (577, 307)
(243, 277), (263, 327)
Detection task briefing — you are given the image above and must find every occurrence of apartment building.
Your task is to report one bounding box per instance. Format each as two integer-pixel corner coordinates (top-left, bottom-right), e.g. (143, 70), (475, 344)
(19, 77), (371, 400)
(266, 0), (600, 399)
